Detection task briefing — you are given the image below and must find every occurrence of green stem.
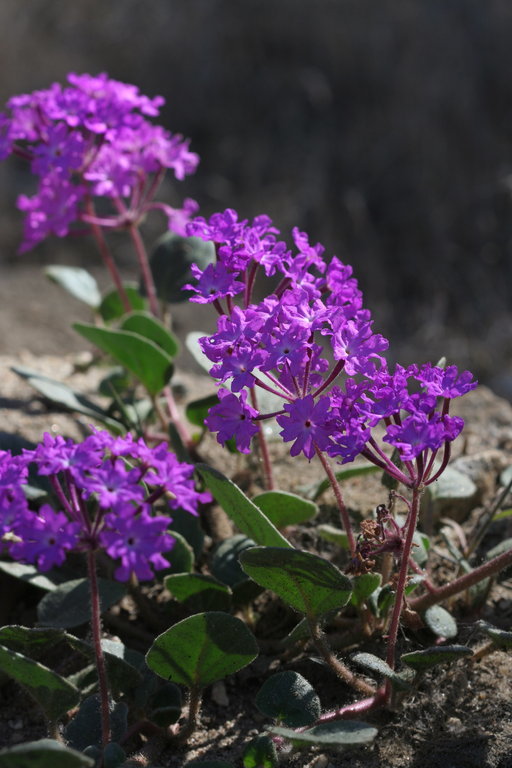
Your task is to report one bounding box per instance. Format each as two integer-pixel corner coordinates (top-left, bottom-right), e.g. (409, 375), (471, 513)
(87, 550), (111, 748)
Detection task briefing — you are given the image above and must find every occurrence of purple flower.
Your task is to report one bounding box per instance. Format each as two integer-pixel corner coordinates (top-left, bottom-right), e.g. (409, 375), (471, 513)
(415, 363), (477, 399)
(276, 395), (333, 460)
(205, 389), (259, 453)
(10, 505), (80, 572)
(100, 507), (174, 582)
(185, 262), (245, 304)
(17, 175), (85, 252)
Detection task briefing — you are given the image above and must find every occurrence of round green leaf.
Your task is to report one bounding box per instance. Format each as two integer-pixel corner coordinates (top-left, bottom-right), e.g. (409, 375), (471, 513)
(120, 311), (179, 357)
(0, 626), (66, 657)
(316, 524), (350, 549)
(211, 534), (256, 588)
(146, 611), (258, 688)
(186, 394), (219, 428)
(255, 671), (321, 727)
(350, 572), (382, 607)
(149, 682), (182, 726)
(401, 644), (473, 670)
(239, 546), (352, 618)
(0, 739), (94, 768)
(423, 605), (458, 639)
(147, 232), (215, 304)
(37, 578), (126, 629)
(268, 720), (378, 749)
(163, 531), (194, 574)
(99, 283), (146, 322)
(73, 323), (174, 396)
(164, 573), (232, 612)
(45, 265), (101, 308)
(252, 491), (318, 528)
(0, 644), (79, 722)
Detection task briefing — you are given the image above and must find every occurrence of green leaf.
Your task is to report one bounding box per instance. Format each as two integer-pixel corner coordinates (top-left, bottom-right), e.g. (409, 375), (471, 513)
(351, 652), (411, 691)
(45, 265), (101, 308)
(65, 637), (142, 694)
(486, 537), (512, 560)
(401, 645), (473, 670)
(307, 463), (380, 501)
(120, 311), (179, 357)
(99, 283), (146, 322)
(73, 323), (174, 396)
(316, 524), (349, 549)
(0, 626), (66, 657)
(423, 605), (458, 639)
(163, 531), (194, 574)
(64, 696), (128, 751)
(210, 535), (262, 605)
(240, 547), (352, 619)
(102, 743), (125, 768)
(164, 573), (232, 612)
(252, 491), (318, 529)
(146, 611), (259, 688)
(168, 506), (205, 559)
(0, 644), (79, 721)
(477, 620), (512, 648)
(268, 720), (378, 749)
(255, 671), (321, 727)
(0, 739), (94, 768)
(492, 507), (512, 522)
(196, 465), (291, 548)
(242, 735), (278, 768)
(10, 366), (124, 434)
(148, 682), (182, 726)
(411, 531), (430, 567)
(350, 572), (382, 607)
(37, 578), (126, 629)
(186, 394), (219, 428)
(147, 232), (216, 304)
(0, 562), (67, 591)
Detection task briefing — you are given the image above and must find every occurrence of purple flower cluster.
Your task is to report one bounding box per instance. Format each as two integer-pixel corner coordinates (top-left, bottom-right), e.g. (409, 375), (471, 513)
(0, 430), (209, 581)
(186, 209), (477, 488)
(0, 73), (199, 251)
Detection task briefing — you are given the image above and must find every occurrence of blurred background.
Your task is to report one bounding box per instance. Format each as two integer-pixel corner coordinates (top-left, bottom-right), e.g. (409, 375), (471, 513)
(0, 0), (511, 396)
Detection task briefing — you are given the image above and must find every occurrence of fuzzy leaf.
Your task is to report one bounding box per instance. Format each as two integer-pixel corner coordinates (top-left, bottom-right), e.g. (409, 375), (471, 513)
(120, 311), (179, 357)
(351, 652), (411, 691)
(0, 626), (66, 657)
(240, 546), (352, 619)
(255, 671), (321, 727)
(268, 720), (378, 748)
(147, 232), (215, 304)
(45, 265), (101, 308)
(73, 323), (174, 396)
(146, 611), (258, 688)
(149, 682), (182, 726)
(66, 637), (142, 694)
(186, 394), (219, 428)
(197, 465), (291, 548)
(252, 491), (318, 528)
(423, 605), (458, 639)
(316, 524), (350, 549)
(306, 463), (380, 501)
(350, 572), (382, 607)
(477, 620), (512, 648)
(164, 573), (232, 612)
(99, 283), (146, 322)
(401, 645), (473, 670)
(37, 578), (126, 629)
(0, 739), (94, 768)
(163, 531), (194, 574)
(0, 644), (79, 721)
(10, 366), (124, 433)
(0, 562), (67, 591)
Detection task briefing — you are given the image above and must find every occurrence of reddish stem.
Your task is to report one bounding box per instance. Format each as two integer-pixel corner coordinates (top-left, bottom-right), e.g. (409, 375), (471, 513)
(85, 198), (131, 313)
(128, 223), (160, 317)
(86, 550), (111, 748)
(250, 386), (274, 490)
(315, 445), (356, 557)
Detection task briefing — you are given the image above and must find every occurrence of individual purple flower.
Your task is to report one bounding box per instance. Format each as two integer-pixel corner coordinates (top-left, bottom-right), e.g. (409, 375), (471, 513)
(79, 458), (145, 508)
(383, 412), (464, 462)
(185, 262), (245, 304)
(276, 395), (333, 460)
(415, 363), (477, 400)
(9, 505), (80, 572)
(205, 389), (259, 453)
(100, 506), (174, 582)
(17, 175), (85, 252)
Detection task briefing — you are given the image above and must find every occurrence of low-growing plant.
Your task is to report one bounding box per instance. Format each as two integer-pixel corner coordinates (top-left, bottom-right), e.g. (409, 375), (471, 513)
(0, 72), (510, 768)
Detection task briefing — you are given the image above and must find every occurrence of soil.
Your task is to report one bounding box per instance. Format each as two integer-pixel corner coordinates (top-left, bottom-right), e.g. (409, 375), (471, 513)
(1, 352), (512, 767)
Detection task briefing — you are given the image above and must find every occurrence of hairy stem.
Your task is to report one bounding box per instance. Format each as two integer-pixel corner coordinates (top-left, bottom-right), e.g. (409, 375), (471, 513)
(315, 446), (356, 557)
(86, 550), (111, 748)
(128, 223), (160, 317)
(308, 617), (375, 695)
(385, 486), (422, 671)
(410, 545), (512, 613)
(85, 197), (131, 312)
(250, 386), (274, 489)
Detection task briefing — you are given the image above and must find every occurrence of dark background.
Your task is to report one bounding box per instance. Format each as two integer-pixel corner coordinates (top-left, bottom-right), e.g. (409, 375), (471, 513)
(1, 0), (512, 395)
